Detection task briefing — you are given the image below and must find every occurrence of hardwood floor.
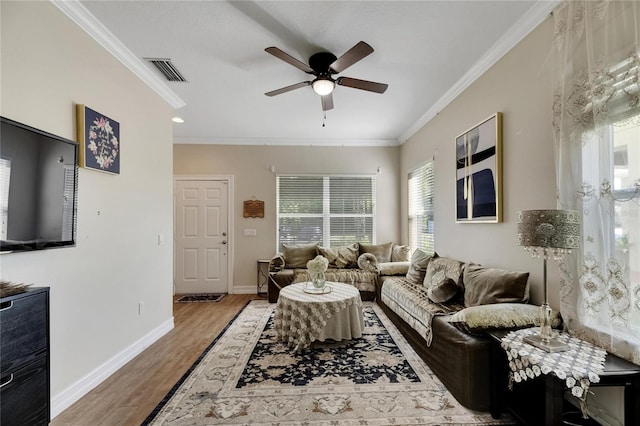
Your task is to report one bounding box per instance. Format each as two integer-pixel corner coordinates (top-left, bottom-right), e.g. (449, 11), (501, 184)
(51, 294), (260, 426)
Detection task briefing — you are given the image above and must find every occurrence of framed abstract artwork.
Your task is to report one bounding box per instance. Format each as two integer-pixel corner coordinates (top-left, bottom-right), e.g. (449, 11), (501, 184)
(76, 104), (120, 174)
(455, 112), (502, 223)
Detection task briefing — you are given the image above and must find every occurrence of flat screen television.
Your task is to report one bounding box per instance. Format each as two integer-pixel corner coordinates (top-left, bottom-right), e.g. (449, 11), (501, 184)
(1, 116), (79, 252)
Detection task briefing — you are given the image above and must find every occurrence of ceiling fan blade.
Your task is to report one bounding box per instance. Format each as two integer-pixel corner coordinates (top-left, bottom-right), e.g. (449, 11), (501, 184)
(329, 41), (374, 74)
(321, 93), (334, 111)
(336, 77), (388, 94)
(265, 81), (311, 97)
(265, 47), (314, 73)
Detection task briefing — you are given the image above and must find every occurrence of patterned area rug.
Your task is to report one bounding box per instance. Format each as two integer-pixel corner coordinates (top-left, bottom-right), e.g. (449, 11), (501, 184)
(144, 300), (513, 425)
(176, 293), (225, 303)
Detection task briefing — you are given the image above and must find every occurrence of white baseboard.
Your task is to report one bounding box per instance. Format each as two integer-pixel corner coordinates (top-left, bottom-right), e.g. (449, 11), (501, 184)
(232, 285), (258, 294)
(51, 317), (175, 419)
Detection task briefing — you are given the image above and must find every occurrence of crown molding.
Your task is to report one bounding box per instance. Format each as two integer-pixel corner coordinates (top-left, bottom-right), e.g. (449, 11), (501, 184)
(51, 0), (186, 109)
(398, 0), (559, 144)
(174, 137), (401, 147)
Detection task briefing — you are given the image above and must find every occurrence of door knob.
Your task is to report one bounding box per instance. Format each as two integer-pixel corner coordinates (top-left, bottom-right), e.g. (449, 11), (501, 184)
(222, 232), (227, 236)
(222, 240), (227, 245)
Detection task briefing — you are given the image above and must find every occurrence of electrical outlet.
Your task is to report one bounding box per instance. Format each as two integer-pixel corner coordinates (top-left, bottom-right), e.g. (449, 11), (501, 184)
(138, 301), (144, 315)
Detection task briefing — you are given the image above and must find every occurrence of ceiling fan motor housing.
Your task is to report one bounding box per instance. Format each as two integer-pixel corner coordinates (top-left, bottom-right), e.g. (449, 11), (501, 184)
(309, 52), (338, 76)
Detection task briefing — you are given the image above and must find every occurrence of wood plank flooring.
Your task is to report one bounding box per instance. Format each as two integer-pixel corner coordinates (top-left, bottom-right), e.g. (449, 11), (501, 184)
(51, 294), (260, 426)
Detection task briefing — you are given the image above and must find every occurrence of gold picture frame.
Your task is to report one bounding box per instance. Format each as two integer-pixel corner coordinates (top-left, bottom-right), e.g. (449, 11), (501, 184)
(455, 112), (502, 223)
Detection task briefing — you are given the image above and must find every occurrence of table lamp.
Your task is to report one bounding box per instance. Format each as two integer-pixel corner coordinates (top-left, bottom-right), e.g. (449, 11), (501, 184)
(516, 209), (580, 352)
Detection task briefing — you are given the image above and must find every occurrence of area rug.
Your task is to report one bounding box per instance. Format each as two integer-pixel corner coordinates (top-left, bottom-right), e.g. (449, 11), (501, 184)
(144, 300), (513, 425)
(176, 293), (225, 303)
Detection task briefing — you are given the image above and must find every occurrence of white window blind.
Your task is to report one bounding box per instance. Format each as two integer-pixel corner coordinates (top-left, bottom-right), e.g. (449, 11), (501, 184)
(277, 175), (376, 251)
(408, 162), (434, 254)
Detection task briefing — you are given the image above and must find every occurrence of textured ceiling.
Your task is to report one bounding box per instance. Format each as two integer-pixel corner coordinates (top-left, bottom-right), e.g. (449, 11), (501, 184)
(73, 0), (555, 146)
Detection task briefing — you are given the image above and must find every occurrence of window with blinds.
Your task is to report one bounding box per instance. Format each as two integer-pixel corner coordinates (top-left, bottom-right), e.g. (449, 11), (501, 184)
(408, 162), (435, 254)
(277, 175), (376, 251)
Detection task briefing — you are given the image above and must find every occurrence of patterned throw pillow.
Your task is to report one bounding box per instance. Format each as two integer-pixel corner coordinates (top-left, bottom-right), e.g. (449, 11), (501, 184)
(282, 243), (319, 269)
(318, 243), (359, 268)
(427, 278), (459, 303)
(449, 303), (562, 335)
(405, 249), (433, 284)
(391, 244), (410, 262)
(357, 253), (378, 272)
(463, 263), (530, 307)
(359, 242), (394, 263)
(423, 257), (463, 290)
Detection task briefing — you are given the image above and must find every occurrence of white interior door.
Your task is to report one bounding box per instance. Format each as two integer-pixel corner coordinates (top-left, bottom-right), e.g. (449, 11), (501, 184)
(174, 179), (229, 294)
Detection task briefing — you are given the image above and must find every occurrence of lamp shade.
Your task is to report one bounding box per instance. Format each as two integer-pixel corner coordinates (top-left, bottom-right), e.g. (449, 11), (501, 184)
(517, 210), (580, 249)
(312, 78), (334, 96)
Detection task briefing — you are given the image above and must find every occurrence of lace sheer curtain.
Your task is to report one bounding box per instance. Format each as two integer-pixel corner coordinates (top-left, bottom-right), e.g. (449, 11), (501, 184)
(552, 0), (640, 365)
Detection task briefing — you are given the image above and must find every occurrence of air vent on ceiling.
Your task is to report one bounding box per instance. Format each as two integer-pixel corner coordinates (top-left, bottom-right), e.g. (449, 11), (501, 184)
(145, 58), (187, 82)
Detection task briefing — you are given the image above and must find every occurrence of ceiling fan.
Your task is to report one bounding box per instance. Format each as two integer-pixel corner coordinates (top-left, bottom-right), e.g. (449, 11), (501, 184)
(264, 41), (388, 112)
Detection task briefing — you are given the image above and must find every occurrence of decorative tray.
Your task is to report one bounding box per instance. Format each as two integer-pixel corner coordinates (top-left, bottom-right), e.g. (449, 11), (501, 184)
(303, 285), (332, 295)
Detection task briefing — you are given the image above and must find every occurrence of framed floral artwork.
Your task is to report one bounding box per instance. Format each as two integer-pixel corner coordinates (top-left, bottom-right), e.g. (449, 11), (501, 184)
(455, 112), (502, 223)
(76, 104), (120, 174)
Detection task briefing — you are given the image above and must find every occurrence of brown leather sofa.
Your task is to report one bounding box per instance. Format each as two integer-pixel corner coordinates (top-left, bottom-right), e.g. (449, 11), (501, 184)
(375, 254), (532, 412)
(377, 286), (493, 411)
(267, 242), (410, 303)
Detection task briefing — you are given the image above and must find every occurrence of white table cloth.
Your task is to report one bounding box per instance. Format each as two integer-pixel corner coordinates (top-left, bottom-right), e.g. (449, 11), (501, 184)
(274, 281), (364, 351)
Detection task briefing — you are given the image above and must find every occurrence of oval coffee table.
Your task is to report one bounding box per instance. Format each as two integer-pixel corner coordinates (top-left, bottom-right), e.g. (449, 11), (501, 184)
(274, 281), (364, 352)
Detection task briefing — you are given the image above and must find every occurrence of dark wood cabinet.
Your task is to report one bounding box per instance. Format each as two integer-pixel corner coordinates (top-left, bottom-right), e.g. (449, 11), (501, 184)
(0, 287), (50, 426)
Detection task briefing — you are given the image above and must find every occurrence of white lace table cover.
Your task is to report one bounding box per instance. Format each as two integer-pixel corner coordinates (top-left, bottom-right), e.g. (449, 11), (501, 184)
(275, 282), (363, 352)
(501, 328), (607, 414)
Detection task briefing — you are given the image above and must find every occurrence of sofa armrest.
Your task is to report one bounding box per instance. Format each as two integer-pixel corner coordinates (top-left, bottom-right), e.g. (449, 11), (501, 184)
(269, 254), (285, 272)
(378, 261), (410, 276)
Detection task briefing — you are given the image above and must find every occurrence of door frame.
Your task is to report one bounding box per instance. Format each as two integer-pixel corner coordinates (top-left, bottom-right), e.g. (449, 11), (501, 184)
(173, 174), (235, 294)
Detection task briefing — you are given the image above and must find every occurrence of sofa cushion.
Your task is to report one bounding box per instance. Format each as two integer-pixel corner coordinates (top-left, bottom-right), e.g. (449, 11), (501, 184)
(359, 242), (393, 263)
(318, 243), (359, 268)
(391, 244), (410, 262)
(292, 268), (377, 293)
(405, 249), (433, 284)
(423, 256), (463, 290)
(427, 278), (459, 303)
(282, 243), (318, 269)
(449, 303), (562, 335)
(463, 263), (530, 307)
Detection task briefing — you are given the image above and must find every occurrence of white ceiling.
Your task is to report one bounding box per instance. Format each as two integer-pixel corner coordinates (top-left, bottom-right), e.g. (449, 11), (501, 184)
(61, 1), (556, 146)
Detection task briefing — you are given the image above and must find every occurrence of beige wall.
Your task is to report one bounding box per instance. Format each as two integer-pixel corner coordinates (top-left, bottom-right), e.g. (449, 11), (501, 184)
(0, 1), (174, 415)
(401, 16), (559, 307)
(174, 144), (400, 290)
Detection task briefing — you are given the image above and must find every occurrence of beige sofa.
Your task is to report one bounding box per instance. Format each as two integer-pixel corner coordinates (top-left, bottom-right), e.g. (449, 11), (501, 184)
(267, 241), (410, 303)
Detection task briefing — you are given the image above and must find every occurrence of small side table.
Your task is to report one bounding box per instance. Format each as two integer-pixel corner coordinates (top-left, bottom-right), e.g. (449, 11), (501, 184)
(488, 329), (640, 426)
(257, 259), (270, 296)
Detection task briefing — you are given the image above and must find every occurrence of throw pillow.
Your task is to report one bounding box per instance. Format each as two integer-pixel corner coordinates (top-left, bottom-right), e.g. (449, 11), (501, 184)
(282, 243), (319, 269)
(357, 253), (378, 272)
(405, 249), (434, 284)
(427, 278), (459, 303)
(449, 303), (562, 335)
(318, 243), (359, 268)
(359, 242), (394, 263)
(463, 263), (530, 307)
(423, 256), (463, 290)
(391, 244), (410, 262)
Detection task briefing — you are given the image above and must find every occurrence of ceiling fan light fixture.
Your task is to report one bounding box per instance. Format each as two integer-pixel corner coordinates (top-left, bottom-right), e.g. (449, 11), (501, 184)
(312, 78), (335, 96)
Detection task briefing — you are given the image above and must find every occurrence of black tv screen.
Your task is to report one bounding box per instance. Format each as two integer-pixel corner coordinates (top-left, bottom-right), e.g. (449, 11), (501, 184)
(1, 116), (78, 252)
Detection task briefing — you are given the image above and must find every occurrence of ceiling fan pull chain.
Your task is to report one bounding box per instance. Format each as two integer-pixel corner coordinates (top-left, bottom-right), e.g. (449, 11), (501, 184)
(322, 112), (327, 127)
